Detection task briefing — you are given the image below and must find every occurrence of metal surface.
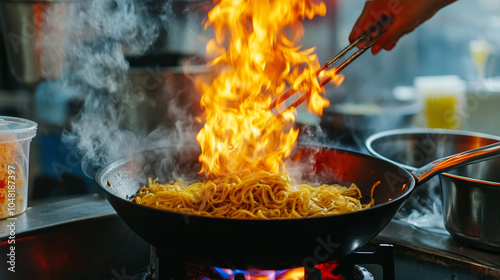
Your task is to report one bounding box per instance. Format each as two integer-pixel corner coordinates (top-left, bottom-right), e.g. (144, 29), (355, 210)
(441, 171), (500, 252)
(95, 143), (500, 270)
(0, 194), (114, 236)
(0, 194), (150, 280)
(412, 141), (500, 185)
(366, 128), (500, 252)
(365, 128), (500, 172)
(0, 0), (73, 87)
(373, 219), (500, 279)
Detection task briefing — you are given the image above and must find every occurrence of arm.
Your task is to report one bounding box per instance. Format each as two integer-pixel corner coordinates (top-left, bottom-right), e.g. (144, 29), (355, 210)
(349, 0), (458, 54)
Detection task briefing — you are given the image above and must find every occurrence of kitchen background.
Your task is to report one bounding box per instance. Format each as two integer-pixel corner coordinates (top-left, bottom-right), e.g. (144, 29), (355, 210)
(1, 1), (500, 279)
(1, 0), (500, 204)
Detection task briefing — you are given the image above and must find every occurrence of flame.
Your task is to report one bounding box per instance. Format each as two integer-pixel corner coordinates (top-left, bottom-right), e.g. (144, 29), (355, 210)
(213, 267), (304, 280)
(212, 262), (344, 279)
(196, 0), (343, 177)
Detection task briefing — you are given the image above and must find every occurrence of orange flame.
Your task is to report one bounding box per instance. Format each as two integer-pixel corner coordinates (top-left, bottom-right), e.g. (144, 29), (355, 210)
(196, 0), (342, 177)
(214, 267), (304, 280)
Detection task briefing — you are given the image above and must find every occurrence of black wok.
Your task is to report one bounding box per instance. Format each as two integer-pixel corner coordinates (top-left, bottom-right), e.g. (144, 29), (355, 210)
(95, 143), (500, 270)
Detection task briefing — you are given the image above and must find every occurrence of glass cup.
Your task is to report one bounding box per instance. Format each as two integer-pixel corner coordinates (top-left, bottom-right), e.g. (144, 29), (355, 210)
(0, 116), (37, 219)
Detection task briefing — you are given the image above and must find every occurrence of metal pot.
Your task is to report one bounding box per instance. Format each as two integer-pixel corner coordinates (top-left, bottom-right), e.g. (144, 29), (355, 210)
(0, 0), (74, 88)
(119, 53), (214, 132)
(365, 128), (500, 252)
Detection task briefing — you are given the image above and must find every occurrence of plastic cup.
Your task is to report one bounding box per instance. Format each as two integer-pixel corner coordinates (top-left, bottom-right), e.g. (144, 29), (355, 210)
(414, 75), (466, 129)
(0, 116), (37, 219)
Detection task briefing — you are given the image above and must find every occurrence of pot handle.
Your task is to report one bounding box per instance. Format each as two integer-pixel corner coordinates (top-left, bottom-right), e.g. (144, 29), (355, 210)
(411, 142), (500, 185)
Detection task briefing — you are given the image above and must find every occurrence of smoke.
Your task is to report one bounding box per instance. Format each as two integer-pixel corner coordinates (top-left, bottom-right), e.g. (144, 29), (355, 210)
(367, 132), (450, 230)
(55, 0), (200, 177)
(396, 176), (445, 229)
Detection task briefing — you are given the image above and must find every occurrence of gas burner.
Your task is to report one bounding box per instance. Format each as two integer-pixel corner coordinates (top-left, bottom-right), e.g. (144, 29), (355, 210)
(135, 244), (394, 280)
(228, 264), (374, 280)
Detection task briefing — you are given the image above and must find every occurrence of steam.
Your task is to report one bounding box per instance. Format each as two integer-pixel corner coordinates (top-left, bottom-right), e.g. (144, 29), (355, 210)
(396, 177), (445, 229)
(55, 0), (198, 177)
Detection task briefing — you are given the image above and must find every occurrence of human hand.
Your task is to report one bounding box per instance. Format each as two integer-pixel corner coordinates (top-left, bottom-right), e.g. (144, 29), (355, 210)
(349, 0), (457, 55)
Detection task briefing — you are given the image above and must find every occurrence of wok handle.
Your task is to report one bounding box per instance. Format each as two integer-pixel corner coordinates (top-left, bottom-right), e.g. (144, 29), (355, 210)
(411, 141), (500, 185)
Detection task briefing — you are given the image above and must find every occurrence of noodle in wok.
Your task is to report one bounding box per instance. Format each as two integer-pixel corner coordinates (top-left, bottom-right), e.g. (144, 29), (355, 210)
(131, 171), (379, 219)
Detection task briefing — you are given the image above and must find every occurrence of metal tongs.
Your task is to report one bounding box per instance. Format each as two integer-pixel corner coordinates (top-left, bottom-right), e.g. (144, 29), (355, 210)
(268, 30), (387, 117)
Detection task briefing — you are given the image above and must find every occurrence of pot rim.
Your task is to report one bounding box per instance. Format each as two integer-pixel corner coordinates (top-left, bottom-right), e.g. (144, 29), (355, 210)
(440, 172), (500, 187)
(365, 128), (500, 183)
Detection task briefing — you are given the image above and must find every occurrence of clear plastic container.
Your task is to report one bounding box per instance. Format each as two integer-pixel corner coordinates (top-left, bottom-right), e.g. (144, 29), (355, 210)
(414, 75), (466, 129)
(0, 116), (37, 219)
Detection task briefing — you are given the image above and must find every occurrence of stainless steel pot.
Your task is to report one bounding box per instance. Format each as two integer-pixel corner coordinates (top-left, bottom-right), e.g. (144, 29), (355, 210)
(119, 53), (213, 132)
(0, 0), (74, 88)
(365, 128), (500, 252)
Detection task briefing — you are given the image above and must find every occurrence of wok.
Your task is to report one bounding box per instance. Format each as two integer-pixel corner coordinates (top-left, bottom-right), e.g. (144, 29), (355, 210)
(95, 143), (500, 270)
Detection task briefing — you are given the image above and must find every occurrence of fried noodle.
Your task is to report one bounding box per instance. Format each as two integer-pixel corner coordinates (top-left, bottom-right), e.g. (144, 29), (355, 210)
(0, 141), (26, 218)
(132, 171), (379, 219)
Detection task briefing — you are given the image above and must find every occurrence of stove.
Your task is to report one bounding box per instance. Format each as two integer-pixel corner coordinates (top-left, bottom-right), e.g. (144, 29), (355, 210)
(139, 243), (394, 280)
(0, 195), (499, 280)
